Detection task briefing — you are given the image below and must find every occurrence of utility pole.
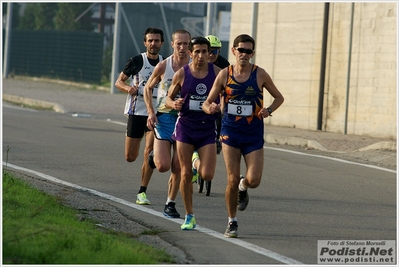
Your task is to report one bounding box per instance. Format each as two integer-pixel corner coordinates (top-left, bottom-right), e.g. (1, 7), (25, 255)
(250, 3), (258, 64)
(3, 2), (13, 79)
(205, 2), (216, 36)
(110, 3), (121, 94)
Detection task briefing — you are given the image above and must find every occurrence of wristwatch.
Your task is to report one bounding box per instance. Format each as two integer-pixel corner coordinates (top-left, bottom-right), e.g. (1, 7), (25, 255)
(267, 107), (273, 116)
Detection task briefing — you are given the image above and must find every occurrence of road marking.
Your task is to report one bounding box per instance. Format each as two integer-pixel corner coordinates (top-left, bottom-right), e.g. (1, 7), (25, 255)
(4, 162), (303, 265)
(106, 119), (125, 126)
(264, 146), (396, 174)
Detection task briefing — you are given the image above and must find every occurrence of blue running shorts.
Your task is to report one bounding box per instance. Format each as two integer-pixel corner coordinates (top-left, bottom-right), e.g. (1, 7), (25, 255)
(220, 124), (264, 155)
(154, 113), (178, 143)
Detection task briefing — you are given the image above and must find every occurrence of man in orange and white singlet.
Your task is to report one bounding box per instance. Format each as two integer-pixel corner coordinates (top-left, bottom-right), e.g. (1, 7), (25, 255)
(203, 34), (284, 238)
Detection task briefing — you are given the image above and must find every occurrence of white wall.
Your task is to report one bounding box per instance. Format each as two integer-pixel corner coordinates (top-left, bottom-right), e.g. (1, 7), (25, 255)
(229, 2), (397, 139)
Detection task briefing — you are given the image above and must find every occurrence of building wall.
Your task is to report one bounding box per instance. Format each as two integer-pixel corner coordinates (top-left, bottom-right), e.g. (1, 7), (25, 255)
(229, 2), (396, 139)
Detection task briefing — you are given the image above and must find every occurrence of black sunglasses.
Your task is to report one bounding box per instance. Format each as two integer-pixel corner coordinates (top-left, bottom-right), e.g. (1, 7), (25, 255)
(235, 47), (254, 54)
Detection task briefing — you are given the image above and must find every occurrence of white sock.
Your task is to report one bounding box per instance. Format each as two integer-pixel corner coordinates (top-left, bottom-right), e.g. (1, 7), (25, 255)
(192, 158), (199, 170)
(228, 217), (237, 223)
(166, 198), (174, 205)
(238, 178), (247, 191)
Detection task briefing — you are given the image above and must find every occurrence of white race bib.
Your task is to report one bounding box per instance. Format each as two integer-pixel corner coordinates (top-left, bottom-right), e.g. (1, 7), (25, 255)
(227, 101), (252, 116)
(189, 94), (207, 111)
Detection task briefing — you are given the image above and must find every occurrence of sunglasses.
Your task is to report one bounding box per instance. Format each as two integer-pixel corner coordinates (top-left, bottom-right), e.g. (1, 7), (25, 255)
(235, 47), (254, 54)
(209, 49), (219, 55)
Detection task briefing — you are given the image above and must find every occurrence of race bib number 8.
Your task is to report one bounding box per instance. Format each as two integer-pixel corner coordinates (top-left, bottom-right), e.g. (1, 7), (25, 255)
(227, 103), (252, 116)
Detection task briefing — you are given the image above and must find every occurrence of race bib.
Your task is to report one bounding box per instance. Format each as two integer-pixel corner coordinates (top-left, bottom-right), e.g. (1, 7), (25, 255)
(189, 94), (207, 111)
(227, 100), (252, 116)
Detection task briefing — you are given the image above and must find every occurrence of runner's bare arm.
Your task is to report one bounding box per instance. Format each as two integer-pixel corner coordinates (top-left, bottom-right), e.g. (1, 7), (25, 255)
(202, 68), (227, 114)
(165, 68), (184, 111)
(115, 72), (137, 95)
(258, 67), (284, 115)
(144, 61), (166, 116)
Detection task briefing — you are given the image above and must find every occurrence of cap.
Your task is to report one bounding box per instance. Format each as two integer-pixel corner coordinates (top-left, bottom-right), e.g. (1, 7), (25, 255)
(205, 35), (222, 48)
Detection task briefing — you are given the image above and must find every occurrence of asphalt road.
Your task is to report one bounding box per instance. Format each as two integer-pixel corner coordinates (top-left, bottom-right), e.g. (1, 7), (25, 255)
(2, 103), (396, 265)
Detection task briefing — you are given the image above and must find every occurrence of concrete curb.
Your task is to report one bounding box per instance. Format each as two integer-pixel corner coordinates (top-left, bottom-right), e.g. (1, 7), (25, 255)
(2, 94), (68, 114)
(17, 76), (110, 92)
(264, 134), (328, 151)
(358, 141), (397, 152)
(264, 133), (396, 152)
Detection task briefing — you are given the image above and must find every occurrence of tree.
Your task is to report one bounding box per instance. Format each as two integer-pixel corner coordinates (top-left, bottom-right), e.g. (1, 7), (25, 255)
(54, 3), (95, 31)
(18, 3), (57, 30)
(18, 3), (95, 31)
(18, 3), (37, 29)
(34, 3), (58, 30)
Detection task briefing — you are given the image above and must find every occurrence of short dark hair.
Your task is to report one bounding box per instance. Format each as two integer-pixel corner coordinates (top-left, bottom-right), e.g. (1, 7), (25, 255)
(233, 34), (255, 51)
(143, 27), (164, 42)
(189, 36), (210, 52)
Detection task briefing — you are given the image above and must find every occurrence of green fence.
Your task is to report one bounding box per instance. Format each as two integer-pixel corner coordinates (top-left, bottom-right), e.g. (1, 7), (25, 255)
(7, 30), (103, 84)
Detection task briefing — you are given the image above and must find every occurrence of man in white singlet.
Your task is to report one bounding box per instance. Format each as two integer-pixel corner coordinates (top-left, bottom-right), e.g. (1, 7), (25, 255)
(115, 27), (164, 206)
(144, 29), (191, 218)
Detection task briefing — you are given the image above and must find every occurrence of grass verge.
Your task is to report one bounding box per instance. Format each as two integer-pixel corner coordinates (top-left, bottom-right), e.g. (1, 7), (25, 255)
(2, 171), (174, 264)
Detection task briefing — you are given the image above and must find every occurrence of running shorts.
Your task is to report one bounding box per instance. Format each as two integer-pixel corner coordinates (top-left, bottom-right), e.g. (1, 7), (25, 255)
(154, 113), (178, 143)
(173, 117), (217, 150)
(126, 114), (150, 138)
(220, 124), (264, 155)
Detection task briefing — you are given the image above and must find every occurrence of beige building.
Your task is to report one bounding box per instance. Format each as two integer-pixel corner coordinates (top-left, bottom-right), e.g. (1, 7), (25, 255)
(229, 2), (397, 139)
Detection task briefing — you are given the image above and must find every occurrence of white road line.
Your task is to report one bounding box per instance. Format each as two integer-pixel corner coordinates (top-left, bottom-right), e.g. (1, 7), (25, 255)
(3, 162), (303, 265)
(264, 146), (396, 174)
(106, 119), (125, 126)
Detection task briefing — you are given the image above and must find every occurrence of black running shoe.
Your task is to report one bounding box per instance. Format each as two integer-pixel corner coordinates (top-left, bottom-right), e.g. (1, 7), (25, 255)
(148, 150), (156, 169)
(224, 221), (238, 238)
(237, 190), (249, 211)
(163, 202), (180, 218)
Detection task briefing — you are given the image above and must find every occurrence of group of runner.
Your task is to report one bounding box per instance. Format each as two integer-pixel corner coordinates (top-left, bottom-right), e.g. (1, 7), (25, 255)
(114, 27), (284, 238)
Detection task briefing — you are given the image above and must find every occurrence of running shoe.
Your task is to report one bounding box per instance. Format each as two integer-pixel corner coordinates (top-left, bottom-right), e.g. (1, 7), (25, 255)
(136, 192), (150, 205)
(163, 202), (180, 218)
(181, 214), (196, 230)
(224, 221), (238, 238)
(148, 150), (156, 169)
(192, 151), (199, 183)
(237, 177), (249, 211)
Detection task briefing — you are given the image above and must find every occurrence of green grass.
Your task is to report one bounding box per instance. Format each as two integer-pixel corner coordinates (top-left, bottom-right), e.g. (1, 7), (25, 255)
(2, 171), (174, 264)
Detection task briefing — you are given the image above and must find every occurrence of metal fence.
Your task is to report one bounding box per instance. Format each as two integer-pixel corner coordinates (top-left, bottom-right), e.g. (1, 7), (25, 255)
(6, 29), (103, 84)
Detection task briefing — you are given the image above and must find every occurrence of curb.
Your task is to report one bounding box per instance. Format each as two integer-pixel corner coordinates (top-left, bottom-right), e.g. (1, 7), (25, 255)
(358, 141), (397, 152)
(264, 133), (396, 152)
(14, 76), (110, 92)
(264, 134), (328, 151)
(2, 94), (68, 114)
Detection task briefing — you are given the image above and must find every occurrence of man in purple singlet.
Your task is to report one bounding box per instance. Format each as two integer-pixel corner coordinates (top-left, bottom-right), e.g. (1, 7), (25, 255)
(166, 36), (222, 230)
(203, 34), (284, 238)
